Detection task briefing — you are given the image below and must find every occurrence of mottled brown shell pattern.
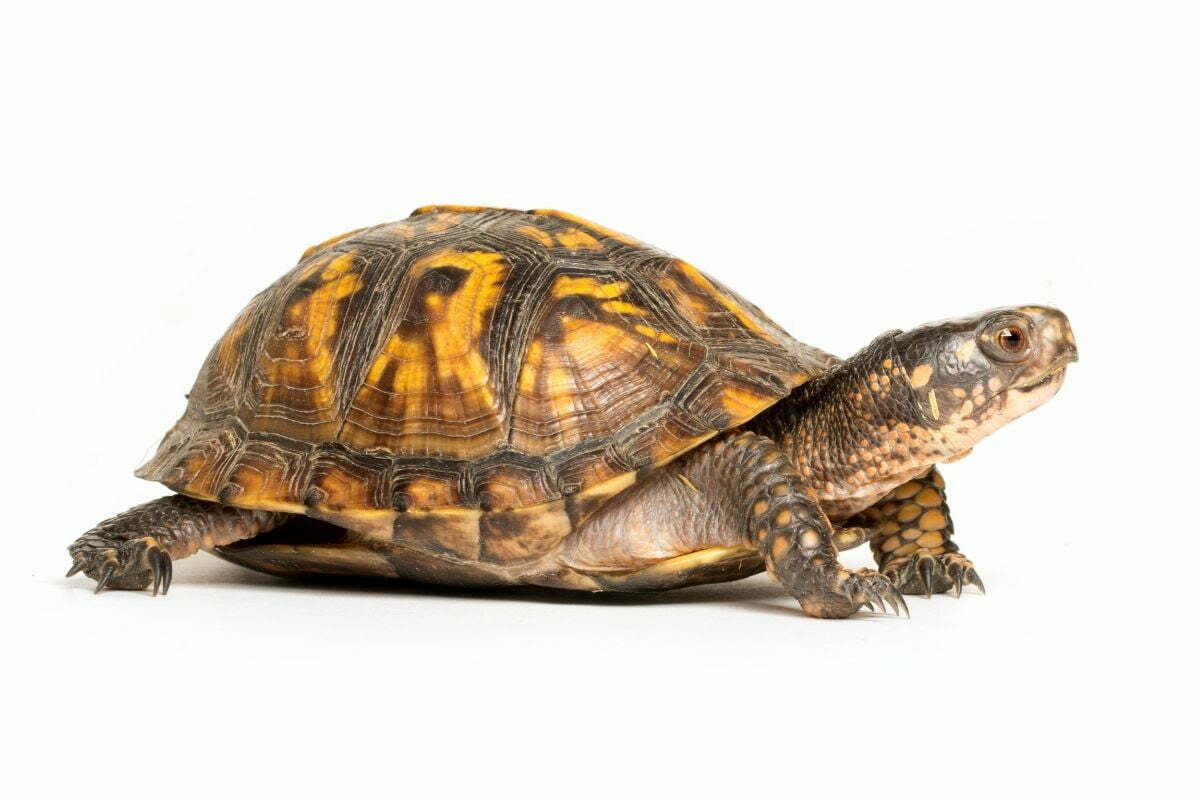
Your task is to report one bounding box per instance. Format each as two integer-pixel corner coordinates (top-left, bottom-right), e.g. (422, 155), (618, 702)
(137, 206), (834, 517)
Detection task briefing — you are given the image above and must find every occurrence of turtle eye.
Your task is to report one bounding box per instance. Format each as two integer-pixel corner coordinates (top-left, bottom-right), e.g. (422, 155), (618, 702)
(997, 327), (1026, 353)
(981, 319), (1033, 362)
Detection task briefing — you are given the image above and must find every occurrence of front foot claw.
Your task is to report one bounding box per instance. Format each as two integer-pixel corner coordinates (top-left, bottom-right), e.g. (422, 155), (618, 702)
(841, 568), (909, 617)
(883, 552), (984, 597)
(798, 567), (907, 619)
(66, 534), (173, 596)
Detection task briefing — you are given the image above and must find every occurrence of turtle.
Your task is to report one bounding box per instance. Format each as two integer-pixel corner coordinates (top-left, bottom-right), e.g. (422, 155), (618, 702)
(66, 205), (1077, 618)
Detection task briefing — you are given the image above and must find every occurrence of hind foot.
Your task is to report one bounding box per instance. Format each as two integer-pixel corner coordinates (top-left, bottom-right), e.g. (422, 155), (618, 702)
(67, 533), (172, 595)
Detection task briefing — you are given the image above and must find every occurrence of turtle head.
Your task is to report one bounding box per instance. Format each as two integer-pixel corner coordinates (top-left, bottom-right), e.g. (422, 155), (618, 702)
(892, 305), (1078, 459)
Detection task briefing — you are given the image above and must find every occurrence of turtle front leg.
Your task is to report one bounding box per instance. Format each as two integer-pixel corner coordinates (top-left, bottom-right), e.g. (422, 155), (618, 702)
(722, 433), (906, 618)
(67, 495), (291, 595)
(847, 468), (984, 597)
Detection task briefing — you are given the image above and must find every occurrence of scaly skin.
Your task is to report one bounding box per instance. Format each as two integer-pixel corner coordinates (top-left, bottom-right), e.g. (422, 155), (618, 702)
(845, 468), (984, 596)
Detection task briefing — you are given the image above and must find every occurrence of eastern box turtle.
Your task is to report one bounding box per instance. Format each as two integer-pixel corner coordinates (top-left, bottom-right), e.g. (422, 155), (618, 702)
(67, 206), (1077, 617)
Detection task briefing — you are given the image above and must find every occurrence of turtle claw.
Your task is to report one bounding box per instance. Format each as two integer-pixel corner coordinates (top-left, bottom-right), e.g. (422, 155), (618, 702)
(840, 568), (907, 618)
(883, 552), (983, 597)
(964, 567), (985, 595)
(66, 534), (172, 595)
(149, 549), (173, 596)
(94, 562), (116, 594)
(885, 590), (909, 618)
(918, 558), (936, 598)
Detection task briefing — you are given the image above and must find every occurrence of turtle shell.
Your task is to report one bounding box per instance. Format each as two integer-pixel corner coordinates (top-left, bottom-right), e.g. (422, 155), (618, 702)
(137, 206), (836, 521)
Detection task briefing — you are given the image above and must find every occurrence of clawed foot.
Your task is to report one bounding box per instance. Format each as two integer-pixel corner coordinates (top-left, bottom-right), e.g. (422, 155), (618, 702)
(66, 534), (172, 595)
(798, 567), (908, 618)
(882, 552), (984, 598)
(840, 568), (908, 617)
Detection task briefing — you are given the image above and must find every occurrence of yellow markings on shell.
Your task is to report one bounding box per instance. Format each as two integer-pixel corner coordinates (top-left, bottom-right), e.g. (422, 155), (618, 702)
(514, 224), (555, 247)
(263, 252), (364, 423)
(633, 324), (677, 344)
(600, 300), (648, 316)
(397, 477), (459, 510)
(546, 366), (580, 420)
(348, 249), (507, 454)
(396, 250), (504, 400)
(555, 228), (604, 251)
(529, 208), (642, 246)
(301, 227), (369, 260)
(551, 275), (630, 300)
(411, 204), (494, 216)
(909, 364), (934, 388)
(676, 260), (766, 335)
(415, 212), (463, 233)
(519, 338), (543, 393)
(719, 383), (773, 423)
(927, 390), (940, 419)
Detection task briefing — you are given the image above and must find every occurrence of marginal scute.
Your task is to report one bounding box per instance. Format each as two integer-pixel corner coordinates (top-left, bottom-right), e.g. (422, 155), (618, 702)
(138, 207), (833, 521)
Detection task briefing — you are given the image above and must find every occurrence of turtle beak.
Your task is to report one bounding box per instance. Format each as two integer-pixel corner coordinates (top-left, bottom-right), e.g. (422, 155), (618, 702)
(1014, 306), (1077, 389)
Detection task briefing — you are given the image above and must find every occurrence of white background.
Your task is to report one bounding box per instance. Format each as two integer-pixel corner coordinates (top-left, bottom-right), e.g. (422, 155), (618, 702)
(6, 2), (1197, 797)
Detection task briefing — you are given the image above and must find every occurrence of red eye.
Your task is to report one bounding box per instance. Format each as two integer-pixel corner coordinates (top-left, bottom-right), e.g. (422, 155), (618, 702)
(997, 327), (1026, 353)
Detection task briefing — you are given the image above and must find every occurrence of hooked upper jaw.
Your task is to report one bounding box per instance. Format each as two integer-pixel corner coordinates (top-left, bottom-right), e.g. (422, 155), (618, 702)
(1010, 305), (1078, 391)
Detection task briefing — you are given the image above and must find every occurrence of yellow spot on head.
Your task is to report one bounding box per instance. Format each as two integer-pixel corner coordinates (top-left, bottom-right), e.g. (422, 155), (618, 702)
(909, 364), (933, 388)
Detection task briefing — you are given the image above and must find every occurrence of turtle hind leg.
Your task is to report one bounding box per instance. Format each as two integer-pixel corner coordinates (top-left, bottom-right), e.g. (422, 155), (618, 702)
(848, 468), (984, 597)
(67, 495), (291, 595)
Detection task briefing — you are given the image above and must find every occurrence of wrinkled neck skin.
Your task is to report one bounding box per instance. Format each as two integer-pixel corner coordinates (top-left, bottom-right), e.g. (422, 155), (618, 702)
(745, 334), (951, 520)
